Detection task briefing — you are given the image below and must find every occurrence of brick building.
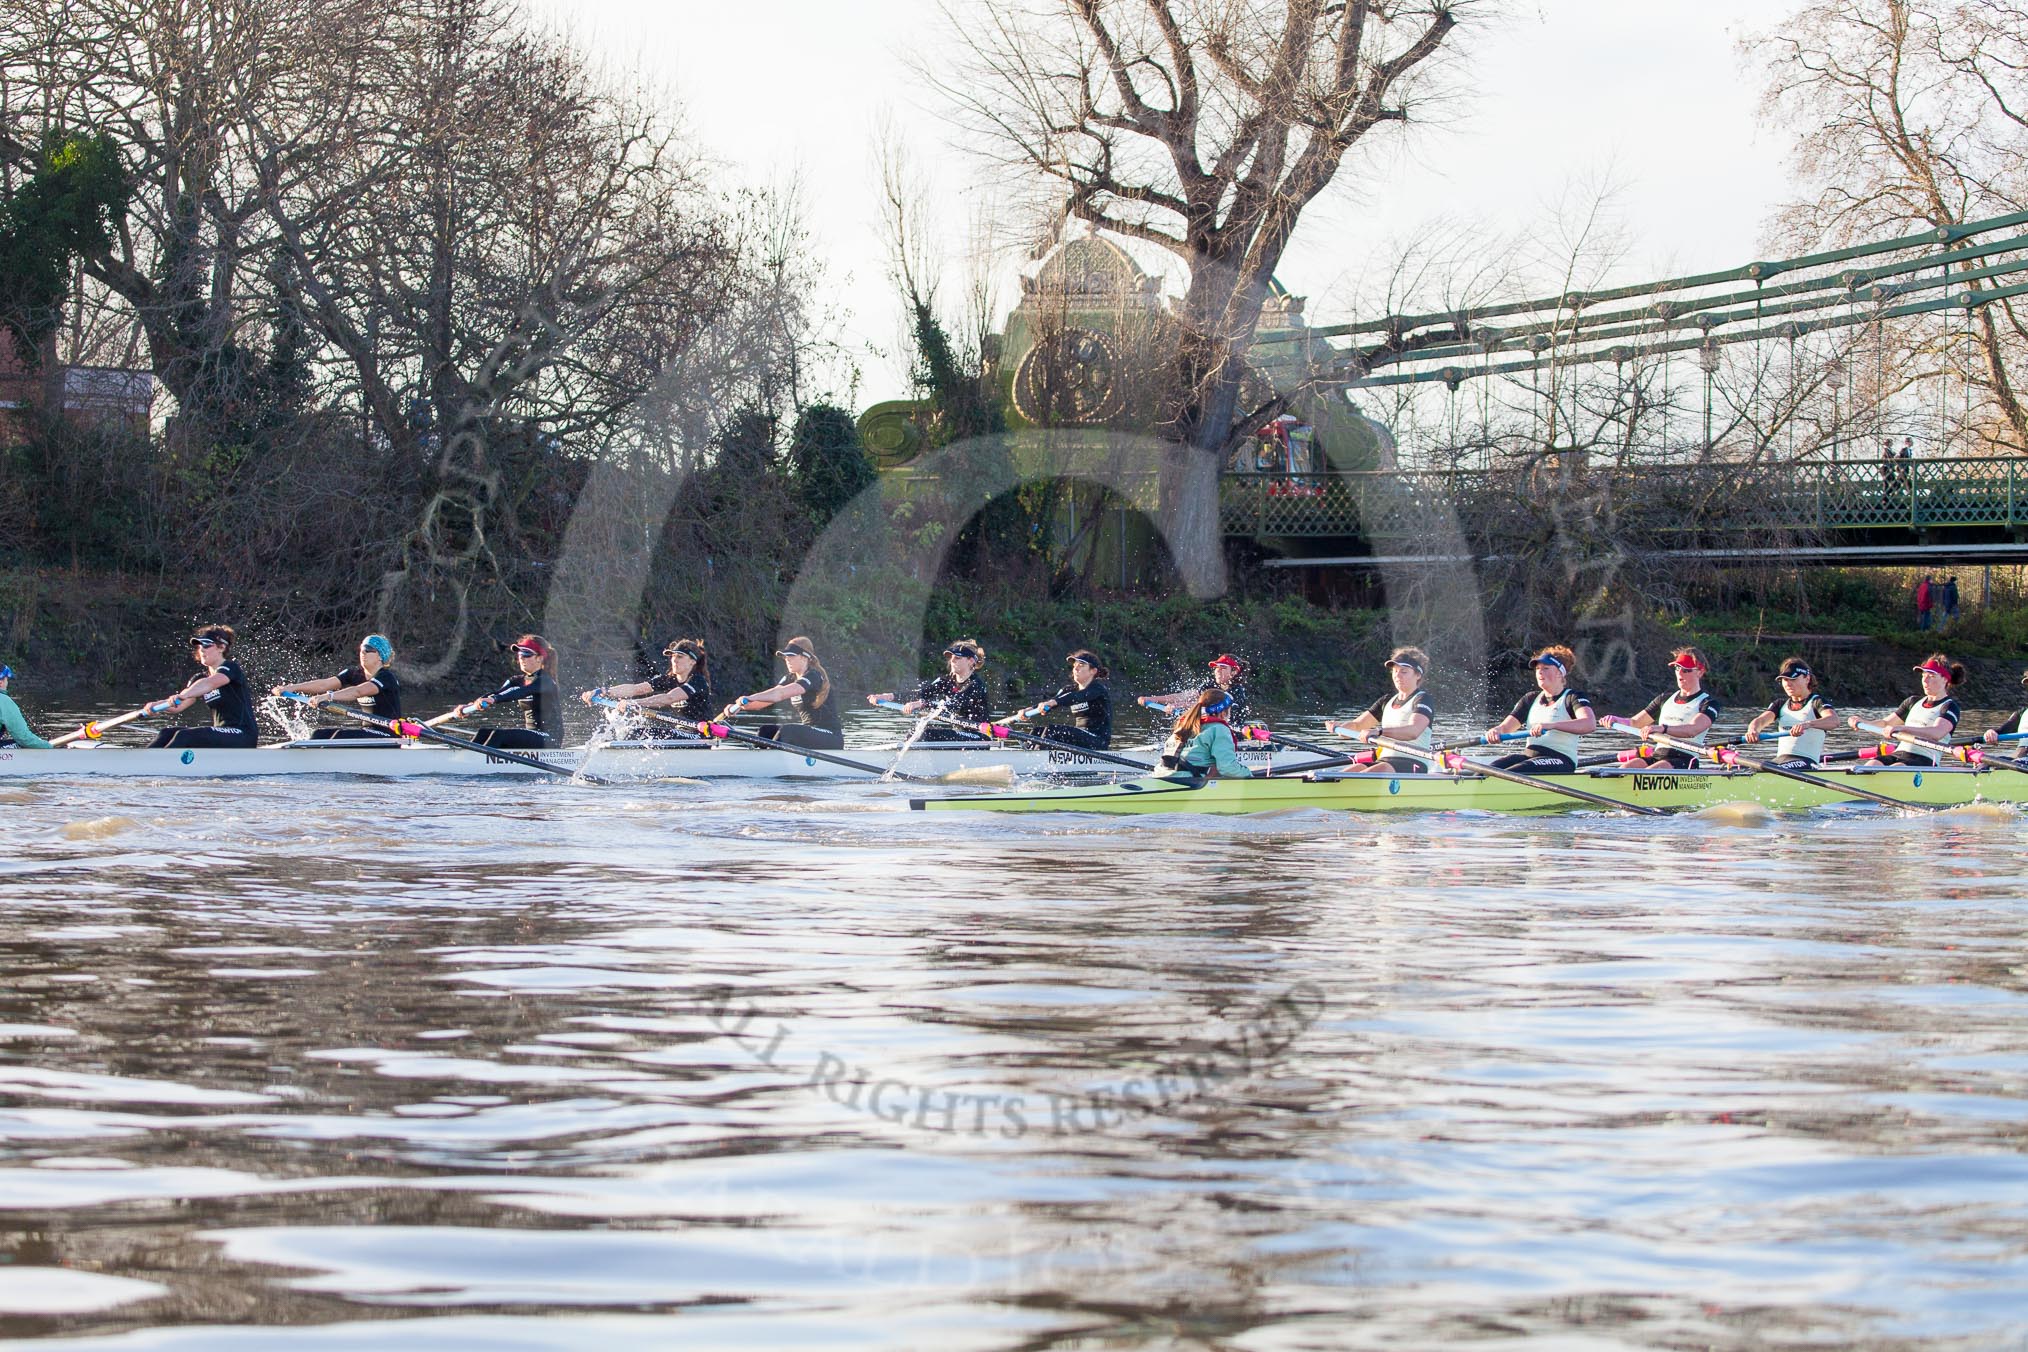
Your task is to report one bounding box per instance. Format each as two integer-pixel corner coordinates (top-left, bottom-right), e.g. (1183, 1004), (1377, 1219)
(0, 331), (153, 443)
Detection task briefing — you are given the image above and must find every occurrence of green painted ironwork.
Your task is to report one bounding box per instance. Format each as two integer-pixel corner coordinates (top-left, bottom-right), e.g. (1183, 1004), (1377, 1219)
(1219, 456), (2028, 540)
(1277, 208), (2028, 392)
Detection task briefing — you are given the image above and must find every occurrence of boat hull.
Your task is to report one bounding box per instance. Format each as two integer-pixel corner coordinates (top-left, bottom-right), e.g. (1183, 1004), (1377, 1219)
(910, 765), (2028, 814)
(0, 737), (1331, 782)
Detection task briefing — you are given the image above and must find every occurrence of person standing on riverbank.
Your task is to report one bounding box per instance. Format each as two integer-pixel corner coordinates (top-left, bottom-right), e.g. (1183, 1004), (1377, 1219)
(0, 665), (55, 750)
(1943, 576), (1960, 625)
(1916, 575), (1933, 630)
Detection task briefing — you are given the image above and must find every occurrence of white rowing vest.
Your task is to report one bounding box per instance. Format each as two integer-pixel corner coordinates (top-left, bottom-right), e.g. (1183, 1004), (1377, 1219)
(1774, 695), (1828, 763)
(1654, 690), (1714, 745)
(1525, 690), (1587, 760)
(1380, 691), (1433, 752)
(1900, 696), (1955, 765)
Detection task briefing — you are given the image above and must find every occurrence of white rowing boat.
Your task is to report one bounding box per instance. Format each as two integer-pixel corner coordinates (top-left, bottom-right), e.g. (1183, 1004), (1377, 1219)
(0, 736), (1334, 781)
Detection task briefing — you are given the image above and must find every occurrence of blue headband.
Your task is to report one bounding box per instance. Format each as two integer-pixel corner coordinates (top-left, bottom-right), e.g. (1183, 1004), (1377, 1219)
(361, 635), (393, 661)
(1202, 691), (1233, 716)
(0, 665), (13, 680)
(1530, 654), (1566, 670)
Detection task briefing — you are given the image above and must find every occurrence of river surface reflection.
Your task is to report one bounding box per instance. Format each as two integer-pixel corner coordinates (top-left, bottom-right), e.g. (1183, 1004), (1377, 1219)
(2, 724), (2027, 1348)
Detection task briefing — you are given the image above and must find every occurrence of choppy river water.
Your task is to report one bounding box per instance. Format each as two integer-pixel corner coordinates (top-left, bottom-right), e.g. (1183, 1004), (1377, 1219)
(3, 707), (2027, 1349)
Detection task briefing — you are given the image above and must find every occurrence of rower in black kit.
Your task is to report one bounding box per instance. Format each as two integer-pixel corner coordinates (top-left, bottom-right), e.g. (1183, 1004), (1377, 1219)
(146, 624), (261, 750)
(582, 639), (714, 727)
(274, 634), (403, 740)
(1027, 649), (1112, 750)
(439, 634), (564, 750)
(867, 640), (992, 741)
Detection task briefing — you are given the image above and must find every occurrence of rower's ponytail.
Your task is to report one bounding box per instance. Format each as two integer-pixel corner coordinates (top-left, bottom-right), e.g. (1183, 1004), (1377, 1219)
(1066, 648), (1108, 679)
(1171, 687), (1223, 739)
(787, 635), (829, 707)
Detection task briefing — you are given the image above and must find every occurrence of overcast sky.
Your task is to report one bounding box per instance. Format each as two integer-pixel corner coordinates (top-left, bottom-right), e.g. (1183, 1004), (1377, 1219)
(532, 0), (1797, 406)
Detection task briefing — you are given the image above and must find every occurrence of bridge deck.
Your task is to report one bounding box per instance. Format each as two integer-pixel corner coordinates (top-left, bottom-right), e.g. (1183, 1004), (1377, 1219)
(1220, 456), (2028, 545)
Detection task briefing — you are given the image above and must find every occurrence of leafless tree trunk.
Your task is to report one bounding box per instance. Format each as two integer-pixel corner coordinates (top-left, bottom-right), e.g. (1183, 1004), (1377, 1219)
(1755, 0), (2028, 451)
(935, 0), (1473, 594)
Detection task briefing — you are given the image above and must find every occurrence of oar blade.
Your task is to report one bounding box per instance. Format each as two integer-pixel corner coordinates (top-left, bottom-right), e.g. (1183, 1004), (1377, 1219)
(940, 765), (1015, 787)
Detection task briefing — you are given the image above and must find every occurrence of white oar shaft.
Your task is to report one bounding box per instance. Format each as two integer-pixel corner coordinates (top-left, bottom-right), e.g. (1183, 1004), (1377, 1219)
(1851, 720), (1953, 754)
(1363, 732), (1442, 765)
(1597, 718), (1712, 762)
(48, 704), (159, 747)
(1374, 731), (1666, 815)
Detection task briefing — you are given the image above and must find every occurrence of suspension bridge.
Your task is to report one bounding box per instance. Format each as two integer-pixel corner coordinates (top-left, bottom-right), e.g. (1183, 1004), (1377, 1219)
(1241, 208), (2028, 567)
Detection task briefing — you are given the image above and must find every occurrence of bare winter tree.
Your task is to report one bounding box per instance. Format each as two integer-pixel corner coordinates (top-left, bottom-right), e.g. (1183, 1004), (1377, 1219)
(2, 0), (815, 675)
(254, 0), (744, 673)
(935, 0), (1474, 593)
(0, 0), (398, 424)
(1755, 0), (2028, 452)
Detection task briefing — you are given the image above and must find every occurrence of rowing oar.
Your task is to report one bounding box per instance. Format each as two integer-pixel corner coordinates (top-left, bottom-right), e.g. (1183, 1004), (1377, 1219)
(687, 712), (946, 783)
(871, 698), (1158, 773)
(1972, 750), (2028, 776)
(1958, 731), (2028, 775)
(284, 692), (601, 783)
(49, 702), (169, 747)
(1846, 719), (1971, 765)
(1258, 728), (1516, 779)
(1365, 731), (1667, 815)
(601, 696), (1009, 785)
(1598, 716), (1936, 811)
(1273, 728), (1519, 759)
(1252, 729), (1368, 778)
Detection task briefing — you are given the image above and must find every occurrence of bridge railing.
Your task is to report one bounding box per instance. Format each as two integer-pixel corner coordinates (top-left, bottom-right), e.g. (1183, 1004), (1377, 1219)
(1220, 456), (2028, 539)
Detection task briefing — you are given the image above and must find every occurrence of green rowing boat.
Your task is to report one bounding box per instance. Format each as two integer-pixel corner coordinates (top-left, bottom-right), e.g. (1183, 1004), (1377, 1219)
(910, 764), (2028, 815)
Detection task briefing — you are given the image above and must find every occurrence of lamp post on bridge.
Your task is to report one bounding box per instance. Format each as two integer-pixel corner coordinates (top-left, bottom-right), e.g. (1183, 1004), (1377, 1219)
(1826, 356), (1845, 462)
(1699, 340), (1721, 457)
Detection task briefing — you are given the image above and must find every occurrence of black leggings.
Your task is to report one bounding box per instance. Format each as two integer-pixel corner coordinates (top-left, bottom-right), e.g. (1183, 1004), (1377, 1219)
(757, 724), (845, 751)
(1037, 725), (1109, 750)
(1372, 754), (1429, 774)
(149, 727), (256, 750)
(307, 727), (396, 741)
(471, 728), (554, 750)
(920, 726), (987, 743)
(1874, 750), (1942, 768)
(1489, 750), (1576, 774)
